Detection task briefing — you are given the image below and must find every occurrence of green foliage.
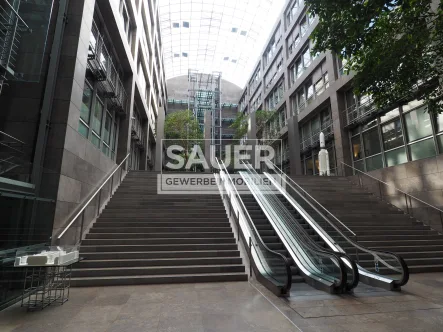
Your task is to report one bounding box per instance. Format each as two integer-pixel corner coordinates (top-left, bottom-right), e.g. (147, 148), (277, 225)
(230, 112), (248, 140)
(306, 0), (443, 114)
(256, 110), (276, 129)
(164, 110), (204, 156)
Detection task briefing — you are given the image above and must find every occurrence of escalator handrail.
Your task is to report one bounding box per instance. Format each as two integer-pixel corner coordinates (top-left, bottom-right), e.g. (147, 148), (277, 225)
(215, 158), (292, 293)
(240, 163), (348, 291)
(262, 172), (360, 290)
(268, 162), (409, 287)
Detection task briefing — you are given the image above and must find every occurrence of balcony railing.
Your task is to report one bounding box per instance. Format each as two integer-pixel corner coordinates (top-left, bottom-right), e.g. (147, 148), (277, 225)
(0, 0), (30, 79)
(343, 98), (377, 127)
(88, 20), (127, 116)
(300, 120), (334, 153)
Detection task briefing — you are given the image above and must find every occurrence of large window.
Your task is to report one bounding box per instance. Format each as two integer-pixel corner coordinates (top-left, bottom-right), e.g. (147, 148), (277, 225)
(404, 107), (433, 142)
(349, 101), (443, 172)
(78, 79), (120, 161)
(79, 81), (93, 138)
(404, 106), (436, 161)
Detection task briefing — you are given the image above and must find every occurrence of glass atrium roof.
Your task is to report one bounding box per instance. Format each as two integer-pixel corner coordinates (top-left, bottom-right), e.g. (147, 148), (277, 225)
(158, 0), (286, 88)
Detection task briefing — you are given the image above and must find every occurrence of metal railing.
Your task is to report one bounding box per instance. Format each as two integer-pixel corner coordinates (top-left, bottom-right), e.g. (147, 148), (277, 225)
(88, 20), (127, 115)
(343, 98), (377, 127)
(300, 121), (333, 152)
(266, 161), (409, 290)
(340, 161), (443, 232)
(57, 154), (130, 244)
(0, 0), (31, 77)
(216, 158), (292, 296)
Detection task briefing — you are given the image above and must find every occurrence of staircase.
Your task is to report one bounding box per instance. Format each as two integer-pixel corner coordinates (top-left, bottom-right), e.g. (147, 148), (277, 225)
(71, 171), (247, 286)
(241, 195), (305, 285)
(291, 176), (443, 273)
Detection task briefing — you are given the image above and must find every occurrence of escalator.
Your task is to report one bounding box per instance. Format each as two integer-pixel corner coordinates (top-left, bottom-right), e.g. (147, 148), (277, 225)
(239, 164), (358, 293)
(241, 195), (304, 285)
(263, 162), (409, 290)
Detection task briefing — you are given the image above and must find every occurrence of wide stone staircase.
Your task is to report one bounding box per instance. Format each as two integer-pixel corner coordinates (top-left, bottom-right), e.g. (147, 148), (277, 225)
(71, 171), (247, 286)
(291, 176), (443, 273)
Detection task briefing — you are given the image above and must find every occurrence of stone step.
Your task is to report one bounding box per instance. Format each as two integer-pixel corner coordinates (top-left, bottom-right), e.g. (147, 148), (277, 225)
(80, 243), (239, 252)
(90, 227), (233, 233)
(86, 232), (234, 239)
(81, 238), (236, 245)
(71, 273), (248, 287)
(72, 264), (246, 278)
(77, 257), (243, 269)
(81, 250), (242, 260)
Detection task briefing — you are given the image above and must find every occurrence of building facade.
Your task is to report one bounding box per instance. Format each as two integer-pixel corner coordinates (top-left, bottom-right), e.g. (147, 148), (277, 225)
(238, 0), (443, 198)
(0, 0), (166, 309)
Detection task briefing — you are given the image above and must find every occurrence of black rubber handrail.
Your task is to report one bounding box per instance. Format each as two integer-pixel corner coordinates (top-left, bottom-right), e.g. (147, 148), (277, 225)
(269, 162), (409, 288)
(216, 158), (292, 294)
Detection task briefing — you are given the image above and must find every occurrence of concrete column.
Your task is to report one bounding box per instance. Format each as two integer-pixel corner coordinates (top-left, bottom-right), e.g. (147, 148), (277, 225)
(139, 120), (149, 170)
(287, 115), (302, 175)
(155, 106), (165, 171)
(247, 112), (257, 168)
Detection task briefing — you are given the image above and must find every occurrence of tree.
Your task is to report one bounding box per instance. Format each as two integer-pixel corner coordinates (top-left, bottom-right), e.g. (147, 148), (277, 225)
(164, 110), (204, 165)
(230, 112), (248, 140)
(306, 0), (443, 114)
(256, 109), (276, 129)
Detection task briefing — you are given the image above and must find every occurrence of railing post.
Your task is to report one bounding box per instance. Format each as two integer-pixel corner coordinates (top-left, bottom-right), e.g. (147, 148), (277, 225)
(97, 189), (101, 216)
(378, 181), (383, 200)
(237, 211), (240, 243)
(79, 210), (85, 243)
(110, 175), (114, 197)
(249, 237), (252, 277)
(440, 211), (443, 233)
(405, 194), (409, 215)
(120, 167), (123, 183)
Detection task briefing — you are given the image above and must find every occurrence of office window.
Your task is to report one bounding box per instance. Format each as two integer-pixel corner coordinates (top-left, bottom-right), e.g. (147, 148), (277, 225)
(300, 17), (307, 36)
(102, 112), (112, 156)
(437, 113), (443, 133)
(311, 115), (320, 135)
(409, 138), (436, 161)
(91, 98), (104, 148)
(385, 147), (407, 167)
(296, 59), (303, 78)
(81, 82), (93, 123)
(404, 106), (433, 142)
(351, 135), (362, 161)
(306, 82), (314, 101)
(437, 135), (443, 154)
(382, 119), (403, 151)
(366, 154), (383, 171)
(363, 128), (382, 157)
(303, 48), (311, 68)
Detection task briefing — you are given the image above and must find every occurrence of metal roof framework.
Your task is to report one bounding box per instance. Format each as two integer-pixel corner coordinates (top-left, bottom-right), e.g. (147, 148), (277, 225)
(158, 0), (285, 88)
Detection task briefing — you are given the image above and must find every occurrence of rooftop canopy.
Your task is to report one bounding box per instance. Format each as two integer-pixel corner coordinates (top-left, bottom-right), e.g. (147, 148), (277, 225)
(158, 0), (285, 88)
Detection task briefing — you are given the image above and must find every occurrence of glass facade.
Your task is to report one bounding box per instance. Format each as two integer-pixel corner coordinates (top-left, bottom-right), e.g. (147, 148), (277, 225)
(350, 102), (443, 172)
(78, 79), (120, 161)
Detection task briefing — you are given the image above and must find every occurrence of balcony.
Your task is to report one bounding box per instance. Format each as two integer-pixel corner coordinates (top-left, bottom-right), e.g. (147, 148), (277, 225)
(343, 98), (377, 127)
(300, 120), (334, 153)
(0, 0), (30, 79)
(88, 20), (127, 116)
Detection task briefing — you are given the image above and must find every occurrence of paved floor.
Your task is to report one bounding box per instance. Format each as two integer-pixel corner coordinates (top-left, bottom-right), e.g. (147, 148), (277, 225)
(2, 273), (443, 331)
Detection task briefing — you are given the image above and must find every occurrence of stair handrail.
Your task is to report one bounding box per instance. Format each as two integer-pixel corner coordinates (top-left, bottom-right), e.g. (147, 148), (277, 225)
(215, 158), (292, 295)
(1, 0), (30, 30)
(340, 162), (443, 215)
(268, 161), (409, 288)
(57, 154), (130, 241)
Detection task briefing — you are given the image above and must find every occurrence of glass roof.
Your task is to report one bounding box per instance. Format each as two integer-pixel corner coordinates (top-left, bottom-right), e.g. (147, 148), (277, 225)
(159, 0), (286, 88)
